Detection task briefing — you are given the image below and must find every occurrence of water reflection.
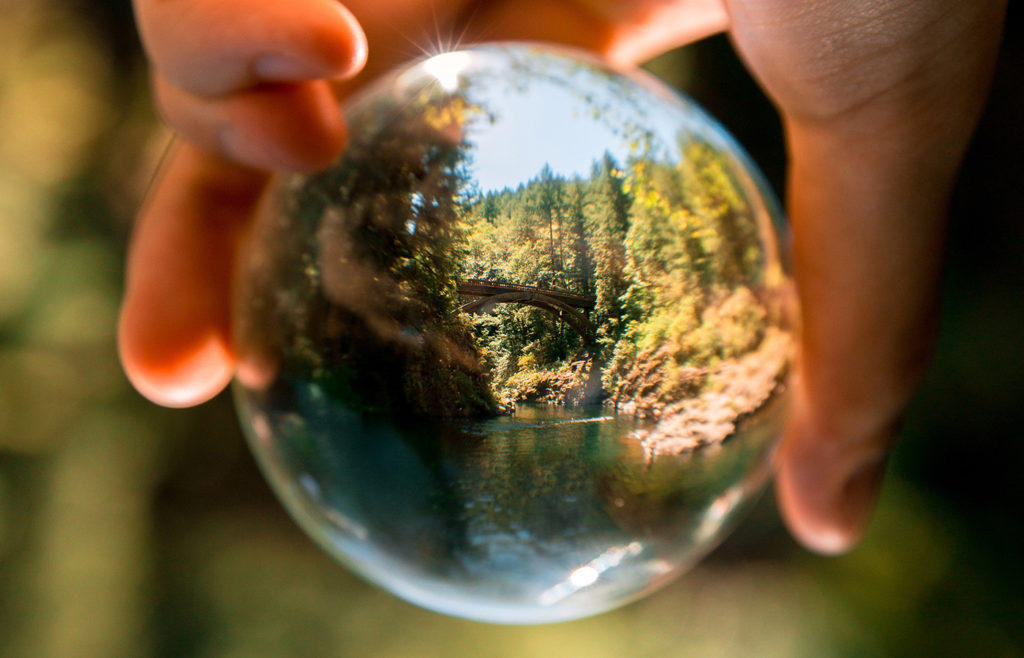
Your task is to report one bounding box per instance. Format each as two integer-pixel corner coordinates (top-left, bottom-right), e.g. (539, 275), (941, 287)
(236, 382), (780, 622)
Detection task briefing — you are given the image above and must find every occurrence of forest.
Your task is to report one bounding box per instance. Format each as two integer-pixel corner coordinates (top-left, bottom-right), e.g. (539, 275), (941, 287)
(456, 143), (772, 415)
(247, 87), (787, 424)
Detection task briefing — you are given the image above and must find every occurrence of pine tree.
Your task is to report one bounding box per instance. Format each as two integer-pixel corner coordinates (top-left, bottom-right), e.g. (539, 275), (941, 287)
(563, 180), (594, 296)
(678, 140), (760, 288)
(584, 152), (632, 353)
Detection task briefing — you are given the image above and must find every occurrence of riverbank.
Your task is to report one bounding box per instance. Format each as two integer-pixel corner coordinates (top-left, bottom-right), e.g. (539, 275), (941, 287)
(498, 351), (604, 407)
(626, 328), (793, 460)
(492, 326), (792, 461)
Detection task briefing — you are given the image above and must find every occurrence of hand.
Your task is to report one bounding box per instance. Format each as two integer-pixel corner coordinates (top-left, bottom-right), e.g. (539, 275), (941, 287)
(120, 0), (1006, 554)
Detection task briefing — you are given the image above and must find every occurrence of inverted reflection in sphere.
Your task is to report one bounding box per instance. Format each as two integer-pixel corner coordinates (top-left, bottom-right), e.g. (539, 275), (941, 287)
(233, 43), (794, 624)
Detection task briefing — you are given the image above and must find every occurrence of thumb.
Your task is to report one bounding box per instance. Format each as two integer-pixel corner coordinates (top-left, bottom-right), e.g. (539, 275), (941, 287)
(774, 370), (894, 555)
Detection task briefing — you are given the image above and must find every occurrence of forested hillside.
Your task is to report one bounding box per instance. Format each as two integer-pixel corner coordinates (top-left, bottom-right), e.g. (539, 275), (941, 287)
(457, 141), (777, 415)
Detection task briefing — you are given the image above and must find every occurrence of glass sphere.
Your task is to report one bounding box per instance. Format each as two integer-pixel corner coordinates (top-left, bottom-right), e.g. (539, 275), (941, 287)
(233, 43), (794, 624)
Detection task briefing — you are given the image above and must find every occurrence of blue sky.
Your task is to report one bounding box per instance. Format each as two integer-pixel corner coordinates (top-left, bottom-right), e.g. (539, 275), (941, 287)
(467, 81), (628, 192)
(438, 50), (714, 193)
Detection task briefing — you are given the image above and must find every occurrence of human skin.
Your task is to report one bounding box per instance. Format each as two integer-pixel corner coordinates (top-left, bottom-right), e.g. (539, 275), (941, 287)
(122, 0), (1006, 554)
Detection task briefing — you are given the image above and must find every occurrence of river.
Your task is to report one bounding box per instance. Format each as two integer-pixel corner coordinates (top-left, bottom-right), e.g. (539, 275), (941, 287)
(240, 385), (783, 623)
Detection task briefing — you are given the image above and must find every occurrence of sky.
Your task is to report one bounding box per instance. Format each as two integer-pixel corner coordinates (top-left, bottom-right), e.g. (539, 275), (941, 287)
(424, 48), (721, 194)
(467, 81), (627, 192)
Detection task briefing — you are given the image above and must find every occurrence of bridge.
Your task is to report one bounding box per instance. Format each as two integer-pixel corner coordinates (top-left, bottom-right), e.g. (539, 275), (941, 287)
(457, 279), (597, 343)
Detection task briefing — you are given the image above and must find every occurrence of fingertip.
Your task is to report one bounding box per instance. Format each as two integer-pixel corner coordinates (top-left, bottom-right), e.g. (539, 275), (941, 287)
(774, 421), (889, 555)
(276, 0), (368, 82)
(139, 0), (370, 96)
(235, 350), (279, 392)
(118, 300), (235, 408)
(251, 3), (367, 83)
(775, 460), (863, 556)
(325, 2), (368, 79)
(118, 144), (259, 408)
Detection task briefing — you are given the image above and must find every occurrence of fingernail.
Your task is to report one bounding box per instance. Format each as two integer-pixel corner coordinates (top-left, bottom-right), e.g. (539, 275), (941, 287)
(253, 53), (328, 81)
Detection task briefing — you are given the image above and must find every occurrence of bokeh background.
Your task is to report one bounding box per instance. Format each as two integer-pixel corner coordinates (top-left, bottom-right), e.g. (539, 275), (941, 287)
(0, 1), (1021, 656)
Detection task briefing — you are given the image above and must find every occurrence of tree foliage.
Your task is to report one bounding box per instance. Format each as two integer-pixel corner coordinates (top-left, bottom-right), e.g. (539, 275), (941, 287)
(456, 140), (769, 408)
(241, 85), (497, 417)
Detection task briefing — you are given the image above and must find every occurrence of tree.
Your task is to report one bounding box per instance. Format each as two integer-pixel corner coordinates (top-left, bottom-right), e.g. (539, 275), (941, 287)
(678, 141), (761, 288)
(562, 180), (594, 296)
(252, 85), (498, 417)
(584, 152), (632, 353)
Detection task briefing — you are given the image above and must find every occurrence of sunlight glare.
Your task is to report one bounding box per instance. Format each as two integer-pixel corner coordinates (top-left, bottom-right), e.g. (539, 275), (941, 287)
(423, 51), (470, 92)
(569, 566), (599, 588)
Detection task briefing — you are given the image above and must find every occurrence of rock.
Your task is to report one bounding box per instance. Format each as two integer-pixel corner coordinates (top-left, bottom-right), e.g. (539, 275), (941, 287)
(634, 328), (793, 461)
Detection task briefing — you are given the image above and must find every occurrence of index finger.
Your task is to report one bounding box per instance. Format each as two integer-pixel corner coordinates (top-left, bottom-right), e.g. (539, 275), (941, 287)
(133, 0), (367, 96)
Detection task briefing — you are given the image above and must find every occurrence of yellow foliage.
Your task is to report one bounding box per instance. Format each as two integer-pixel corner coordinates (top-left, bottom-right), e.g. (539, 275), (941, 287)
(517, 352), (538, 369)
(422, 96), (482, 138)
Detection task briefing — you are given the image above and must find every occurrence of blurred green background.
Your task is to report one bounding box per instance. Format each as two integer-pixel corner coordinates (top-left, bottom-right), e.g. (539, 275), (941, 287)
(1, 1), (1021, 656)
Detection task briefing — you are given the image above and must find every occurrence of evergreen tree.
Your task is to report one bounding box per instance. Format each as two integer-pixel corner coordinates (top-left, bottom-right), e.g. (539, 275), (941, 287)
(563, 180), (594, 296)
(584, 152), (632, 352)
(678, 141), (761, 287)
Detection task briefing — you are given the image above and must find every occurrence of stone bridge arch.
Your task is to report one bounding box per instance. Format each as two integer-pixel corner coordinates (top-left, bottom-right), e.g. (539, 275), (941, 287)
(457, 281), (597, 345)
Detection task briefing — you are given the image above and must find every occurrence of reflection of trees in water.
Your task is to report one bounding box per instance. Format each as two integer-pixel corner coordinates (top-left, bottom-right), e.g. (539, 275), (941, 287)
(449, 416), (609, 545)
(594, 395), (781, 537)
(295, 408), (639, 572)
(395, 402), (781, 561)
